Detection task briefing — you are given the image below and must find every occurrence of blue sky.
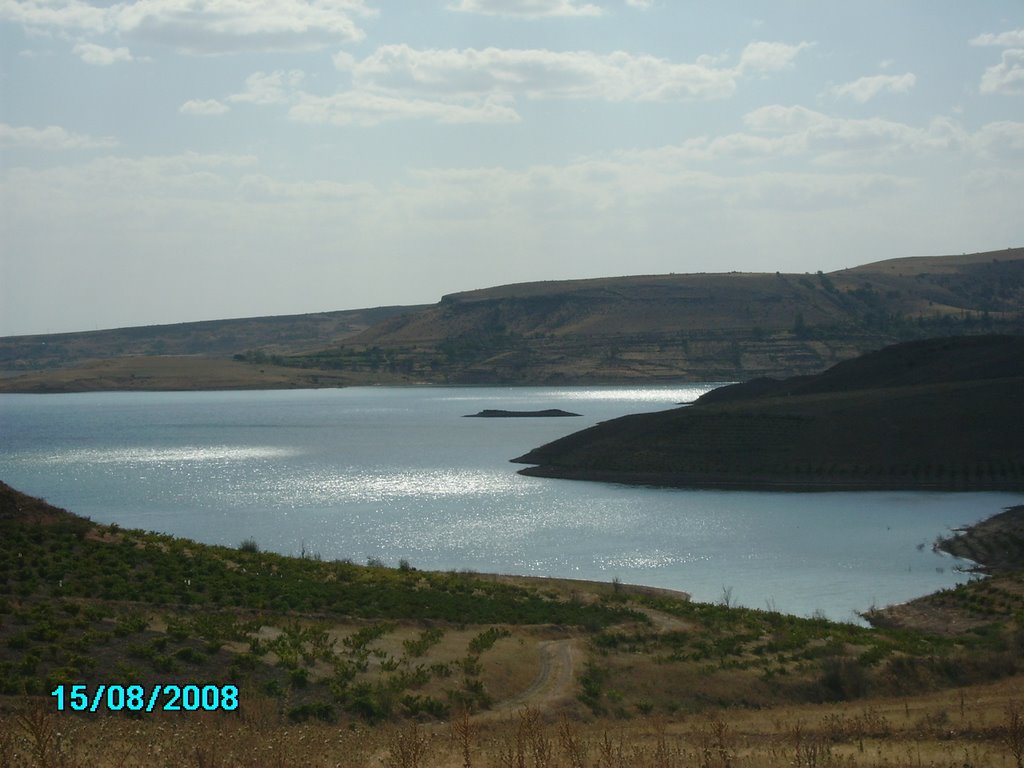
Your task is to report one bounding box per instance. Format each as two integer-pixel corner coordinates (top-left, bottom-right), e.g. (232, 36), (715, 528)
(1, 1), (1022, 336)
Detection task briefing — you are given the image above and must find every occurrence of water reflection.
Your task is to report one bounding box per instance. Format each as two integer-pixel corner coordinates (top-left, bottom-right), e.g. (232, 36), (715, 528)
(0, 386), (1017, 623)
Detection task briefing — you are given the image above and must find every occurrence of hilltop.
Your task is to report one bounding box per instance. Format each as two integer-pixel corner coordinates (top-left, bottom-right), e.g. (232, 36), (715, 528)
(1, 247), (1022, 391)
(513, 335), (1024, 491)
(298, 246), (1024, 385)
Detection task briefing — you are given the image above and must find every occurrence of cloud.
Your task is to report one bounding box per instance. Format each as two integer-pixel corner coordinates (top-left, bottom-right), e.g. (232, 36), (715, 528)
(979, 48), (1024, 95)
(289, 91), (521, 126)
(72, 42), (133, 65)
(350, 44), (749, 103)
(0, 122), (117, 150)
(446, 0), (603, 18)
(736, 106), (971, 164)
(606, 106), (984, 168)
(970, 29), (1024, 47)
(0, 0), (375, 54)
(972, 120), (1024, 158)
(828, 72), (916, 103)
(271, 40), (814, 127)
(237, 174), (375, 202)
(179, 98), (229, 115)
(737, 40), (814, 74)
(968, 28), (1024, 96)
(187, 39), (817, 129)
(0, 0), (108, 33)
(282, 40), (814, 127)
(229, 70), (305, 105)
(625, 0), (654, 8)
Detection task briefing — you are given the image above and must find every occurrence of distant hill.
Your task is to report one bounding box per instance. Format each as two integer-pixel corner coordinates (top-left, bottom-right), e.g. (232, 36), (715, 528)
(1, 247), (1021, 391)
(291, 247), (1024, 384)
(0, 305), (419, 372)
(512, 335), (1024, 491)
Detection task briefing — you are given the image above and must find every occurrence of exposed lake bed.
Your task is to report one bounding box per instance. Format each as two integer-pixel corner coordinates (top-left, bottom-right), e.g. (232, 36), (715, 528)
(1, 385), (1018, 623)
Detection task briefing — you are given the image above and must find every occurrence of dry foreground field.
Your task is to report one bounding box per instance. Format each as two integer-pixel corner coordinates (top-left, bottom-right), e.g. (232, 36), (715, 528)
(1, 482), (1024, 767)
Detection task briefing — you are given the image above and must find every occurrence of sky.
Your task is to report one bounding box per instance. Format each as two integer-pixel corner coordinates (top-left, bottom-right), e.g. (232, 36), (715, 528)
(1, 1), (1022, 336)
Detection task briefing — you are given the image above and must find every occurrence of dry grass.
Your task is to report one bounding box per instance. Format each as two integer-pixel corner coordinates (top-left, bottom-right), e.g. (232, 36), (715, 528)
(5, 678), (1024, 767)
(0, 356), (353, 393)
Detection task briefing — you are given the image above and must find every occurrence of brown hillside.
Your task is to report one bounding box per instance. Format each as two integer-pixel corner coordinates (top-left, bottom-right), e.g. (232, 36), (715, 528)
(1, 247), (1021, 390)
(311, 247), (1024, 384)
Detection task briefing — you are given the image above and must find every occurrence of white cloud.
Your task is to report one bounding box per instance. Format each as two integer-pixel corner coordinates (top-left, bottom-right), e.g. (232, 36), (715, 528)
(0, 0), (109, 33)
(270, 41), (816, 128)
(742, 104), (824, 133)
(72, 42), (133, 65)
(625, 0), (653, 7)
(229, 70), (305, 105)
(179, 98), (229, 115)
(970, 29), (1024, 47)
(979, 48), (1024, 95)
(4, 152), (258, 211)
(446, 0), (603, 18)
(289, 91), (520, 126)
(0, 122), (116, 150)
(350, 44), (745, 103)
(972, 120), (1024, 158)
(737, 106), (970, 164)
(237, 174), (375, 201)
(969, 28), (1024, 96)
(828, 72), (916, 103)
(0, 0), (375, 54)
(737, 40), (814, 74)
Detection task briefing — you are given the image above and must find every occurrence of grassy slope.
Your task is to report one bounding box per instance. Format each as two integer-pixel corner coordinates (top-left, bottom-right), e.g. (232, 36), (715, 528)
(2, 248), (1022, 391)
(513, 335), (1024, 491)
(2, 482), (1024, 766)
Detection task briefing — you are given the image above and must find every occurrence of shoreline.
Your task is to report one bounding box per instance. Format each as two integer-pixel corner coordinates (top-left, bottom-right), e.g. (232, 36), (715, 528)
(932, 504), (1024, 573)
(515, 464), (1024, 493)
(862, 504), (1024, 633)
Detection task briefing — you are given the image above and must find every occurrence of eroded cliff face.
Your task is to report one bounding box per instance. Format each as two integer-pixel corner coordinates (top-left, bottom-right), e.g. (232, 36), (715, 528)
(301, 249), (1024, 385)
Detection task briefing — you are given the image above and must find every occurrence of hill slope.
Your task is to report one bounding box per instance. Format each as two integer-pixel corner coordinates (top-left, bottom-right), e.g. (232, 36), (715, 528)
(512, 335), (1024, 491)
(253, 247), (1024, 385)
(1, 247), (1022, 391)
(0, 305), (419, 374)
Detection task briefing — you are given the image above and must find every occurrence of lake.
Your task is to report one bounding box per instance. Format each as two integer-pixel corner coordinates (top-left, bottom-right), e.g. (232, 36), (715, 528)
(2, 385), (1019, 623)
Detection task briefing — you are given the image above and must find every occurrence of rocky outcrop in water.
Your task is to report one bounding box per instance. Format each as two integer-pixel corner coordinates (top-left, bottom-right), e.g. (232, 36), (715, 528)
(465, 409), (581, 418)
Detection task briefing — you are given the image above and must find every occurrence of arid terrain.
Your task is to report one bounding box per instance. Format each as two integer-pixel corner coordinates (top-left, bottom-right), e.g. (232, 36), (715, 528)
(2, 247), (1022, 392)
(1, 482), (1023, 766)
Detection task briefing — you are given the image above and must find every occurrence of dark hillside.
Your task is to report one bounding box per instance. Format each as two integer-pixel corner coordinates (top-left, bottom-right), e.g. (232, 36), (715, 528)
(699, 334), (1024, 404)
(513, 335), (1024, 491)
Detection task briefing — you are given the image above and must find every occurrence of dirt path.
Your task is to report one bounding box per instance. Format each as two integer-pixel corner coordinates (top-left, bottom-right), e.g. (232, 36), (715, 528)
(479, 638), (579, 720)
(634, 605), (694, 634)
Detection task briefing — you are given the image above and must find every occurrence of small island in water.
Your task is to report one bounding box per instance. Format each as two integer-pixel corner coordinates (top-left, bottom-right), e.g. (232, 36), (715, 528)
(465, 408), (581, 418)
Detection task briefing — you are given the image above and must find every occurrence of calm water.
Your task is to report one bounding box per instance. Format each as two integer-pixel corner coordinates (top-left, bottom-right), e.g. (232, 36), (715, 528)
(1, 386), (1019, 623)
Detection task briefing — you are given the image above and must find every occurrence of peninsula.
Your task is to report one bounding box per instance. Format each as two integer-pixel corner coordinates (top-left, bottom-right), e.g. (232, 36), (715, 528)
(513, 335), (1024, 491)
